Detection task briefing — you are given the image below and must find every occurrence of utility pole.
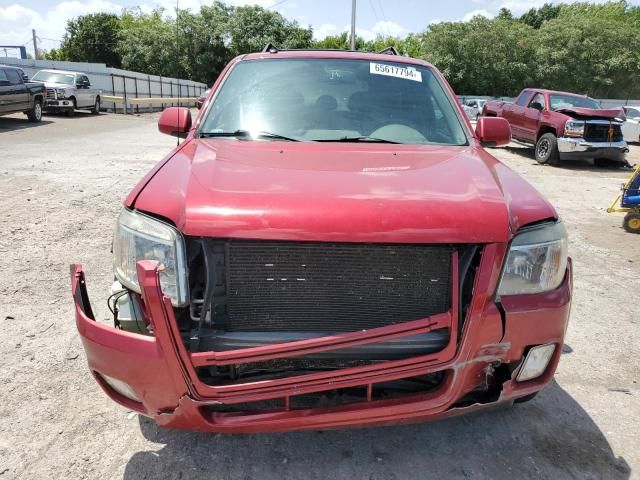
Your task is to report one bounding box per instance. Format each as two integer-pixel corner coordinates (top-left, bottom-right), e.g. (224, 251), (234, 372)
(32, 29), (38, 60)
(350, 0), (356, 50)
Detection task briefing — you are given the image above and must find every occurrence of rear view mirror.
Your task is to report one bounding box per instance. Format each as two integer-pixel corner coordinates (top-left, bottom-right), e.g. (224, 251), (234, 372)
(530, 102), (544, 111)
(158, 107), (192, 138)
(475, 116), (511, 147)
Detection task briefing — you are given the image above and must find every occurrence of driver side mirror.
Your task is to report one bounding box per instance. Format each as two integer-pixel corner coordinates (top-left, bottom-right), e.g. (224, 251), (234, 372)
(530, 101), (544, 111)
(475, 116), (511, 147)
(158, 107), (192, 138)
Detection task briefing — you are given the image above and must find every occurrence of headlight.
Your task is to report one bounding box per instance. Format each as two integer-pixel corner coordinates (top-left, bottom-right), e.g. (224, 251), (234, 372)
(113, 209), (188, 306)
(55, 88), (66, 98)
(564, 120), (585, 138)
(497, 221), (568, 296)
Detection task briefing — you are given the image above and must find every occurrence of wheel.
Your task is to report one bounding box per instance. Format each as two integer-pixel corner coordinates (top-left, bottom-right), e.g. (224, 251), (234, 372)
(27, 100), (42, 123)
(623, 213), (640, 234)
(535, 133), (559, 165)
(66, 98), (77, 117)
(514, 392), (538, 404)
(91, 97), (101, 115)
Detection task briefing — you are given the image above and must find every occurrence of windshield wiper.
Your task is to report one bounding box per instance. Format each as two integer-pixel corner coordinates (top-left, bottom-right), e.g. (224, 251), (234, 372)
(312, 136), (402, 144)
(199, 130), (300, 141)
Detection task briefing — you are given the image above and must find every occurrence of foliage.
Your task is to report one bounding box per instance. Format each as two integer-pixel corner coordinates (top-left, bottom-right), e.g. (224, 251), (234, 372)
(58, 13), (122, 67)
(419, 17), (537, 96)
(519, 3), (561, 29)
(535, 14), (640, 97)
(414, 0), (640, 97)
(48, 1), (640, 98)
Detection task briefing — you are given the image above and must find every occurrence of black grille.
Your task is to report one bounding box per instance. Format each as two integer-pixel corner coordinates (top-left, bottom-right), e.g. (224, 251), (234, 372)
(223, 241), (453, 332)
(46, 88), (56, 100)
(584, 123), (623, 142)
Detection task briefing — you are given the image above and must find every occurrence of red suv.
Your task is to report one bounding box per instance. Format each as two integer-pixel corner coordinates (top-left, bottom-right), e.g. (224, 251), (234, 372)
(71, 48), (572, 433)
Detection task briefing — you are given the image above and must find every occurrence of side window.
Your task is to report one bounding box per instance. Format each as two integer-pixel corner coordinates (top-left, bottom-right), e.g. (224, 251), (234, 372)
(528, 93), (545, 110)
(515, 91), (531, 107)
(0, 69), (9, 85)
(5, 69), (23, 85)
(81, 75), (90, 86)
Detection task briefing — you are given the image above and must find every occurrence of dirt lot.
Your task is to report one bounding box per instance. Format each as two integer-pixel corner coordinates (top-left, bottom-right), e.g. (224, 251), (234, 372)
(0, 111), (638, 480)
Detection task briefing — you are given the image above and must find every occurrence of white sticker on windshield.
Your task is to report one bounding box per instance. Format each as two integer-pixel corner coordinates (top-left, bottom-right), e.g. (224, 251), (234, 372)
(370, 63), (422, 82)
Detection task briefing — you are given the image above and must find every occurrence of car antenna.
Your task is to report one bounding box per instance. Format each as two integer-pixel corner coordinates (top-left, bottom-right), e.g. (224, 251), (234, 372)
(175, 0), (181, 146)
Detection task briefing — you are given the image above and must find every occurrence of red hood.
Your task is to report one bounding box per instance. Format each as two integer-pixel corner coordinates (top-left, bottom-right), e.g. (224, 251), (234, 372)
(130, 139), (554, 243)
(556, 106), (623, 119)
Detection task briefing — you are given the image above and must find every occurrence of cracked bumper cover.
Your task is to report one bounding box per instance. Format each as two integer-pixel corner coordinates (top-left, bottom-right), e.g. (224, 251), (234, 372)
(71, 249), (572, 433)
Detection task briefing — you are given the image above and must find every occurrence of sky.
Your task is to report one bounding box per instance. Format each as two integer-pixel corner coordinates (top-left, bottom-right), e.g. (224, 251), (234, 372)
(1, 0), (638, 56)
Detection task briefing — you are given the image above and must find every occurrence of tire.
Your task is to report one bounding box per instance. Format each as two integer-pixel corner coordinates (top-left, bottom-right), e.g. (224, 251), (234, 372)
(91, 97), (101, 115)
(27, 100), (42, 123)
(66, 98), (77, 117)
(535, 133), (559, 165)
(623, 213), (640, 234)
(514, 392), (539, 404)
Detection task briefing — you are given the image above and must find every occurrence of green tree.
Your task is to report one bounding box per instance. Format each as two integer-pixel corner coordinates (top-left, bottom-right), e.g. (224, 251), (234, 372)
(497, 8), (514, 20)
(226, 5), (313, 56)
(418, 17), (537, 96)
(174, 5), (231, 84)
(519, 3), (561, 29)
(40, 48), (64, 61)
(313, 32), (366, 50)
(117, 9), (180, 77)
(58, 13), (122, 67)
(535, 14), (640, 97)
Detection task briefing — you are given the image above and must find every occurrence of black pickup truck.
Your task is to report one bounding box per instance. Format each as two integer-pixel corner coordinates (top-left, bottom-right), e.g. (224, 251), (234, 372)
(0, 65), (45, 122)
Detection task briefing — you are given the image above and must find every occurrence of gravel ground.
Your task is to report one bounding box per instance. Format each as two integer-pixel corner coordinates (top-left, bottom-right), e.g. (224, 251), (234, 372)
(0, 111), (638, 480)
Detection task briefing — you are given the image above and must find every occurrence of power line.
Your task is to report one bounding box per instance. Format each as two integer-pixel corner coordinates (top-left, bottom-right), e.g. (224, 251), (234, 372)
(377, 0), (390, 37)
(271, 0), (290, 8)
(369, 0), (380, 24)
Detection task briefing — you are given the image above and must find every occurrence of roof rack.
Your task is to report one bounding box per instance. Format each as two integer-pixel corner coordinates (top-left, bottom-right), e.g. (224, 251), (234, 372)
(378, 46), (399, 55)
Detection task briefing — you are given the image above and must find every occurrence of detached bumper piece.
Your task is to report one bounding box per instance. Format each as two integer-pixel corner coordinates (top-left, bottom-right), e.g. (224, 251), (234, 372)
(71, 245), (573, 433)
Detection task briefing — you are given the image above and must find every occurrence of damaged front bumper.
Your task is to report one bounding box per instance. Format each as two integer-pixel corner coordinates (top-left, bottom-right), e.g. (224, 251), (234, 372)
(71, 246), (572, 433)
(557, 137), (628, 162)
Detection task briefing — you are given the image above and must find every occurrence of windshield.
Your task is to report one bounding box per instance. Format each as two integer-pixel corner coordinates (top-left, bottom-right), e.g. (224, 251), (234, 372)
(199, 58), (468, 145)
(625, 108), (640, 119)
(32, 71), (74, 85)
(549, 94), (600, 110)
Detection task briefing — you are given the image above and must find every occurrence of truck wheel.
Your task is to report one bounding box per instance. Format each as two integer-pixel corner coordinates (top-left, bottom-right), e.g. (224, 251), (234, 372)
(623, 213), (640, 234)
(27, 100), (42, 123)
(91, 97), (101, 115)
(66, 98), (77, 117)
(535, 133), (559, 165)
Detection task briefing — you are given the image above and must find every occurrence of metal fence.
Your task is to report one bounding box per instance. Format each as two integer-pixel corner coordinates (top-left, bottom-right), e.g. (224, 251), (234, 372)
(0, 58), (208, 113)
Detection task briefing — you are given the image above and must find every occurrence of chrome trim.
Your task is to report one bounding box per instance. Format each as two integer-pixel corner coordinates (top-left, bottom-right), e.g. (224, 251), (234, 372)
(581, 119), (624, 126)
(557, 137), (628, 153)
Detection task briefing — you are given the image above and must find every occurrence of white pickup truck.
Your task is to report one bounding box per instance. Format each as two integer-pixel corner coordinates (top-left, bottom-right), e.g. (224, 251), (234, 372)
(31, 69), (102, 116)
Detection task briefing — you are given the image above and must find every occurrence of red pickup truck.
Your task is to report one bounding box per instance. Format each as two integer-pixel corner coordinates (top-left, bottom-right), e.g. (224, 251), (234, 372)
(483, 88), (628, 166)
(71, 48), (572, 433)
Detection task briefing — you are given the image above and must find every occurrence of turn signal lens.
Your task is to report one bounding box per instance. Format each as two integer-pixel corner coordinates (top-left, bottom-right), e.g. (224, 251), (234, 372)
(516, 344), (556, 382)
